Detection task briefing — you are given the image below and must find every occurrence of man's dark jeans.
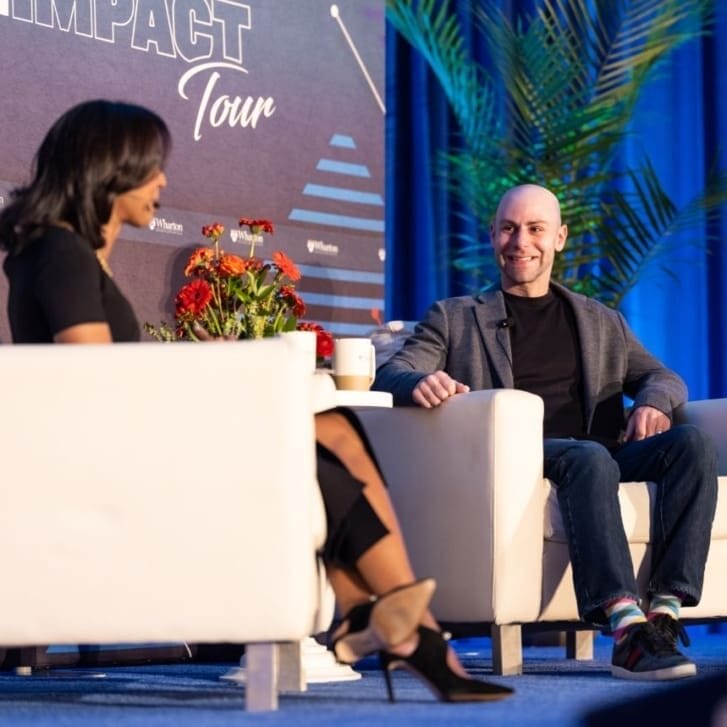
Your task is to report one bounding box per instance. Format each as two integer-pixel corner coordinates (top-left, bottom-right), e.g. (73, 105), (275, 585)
(544, 425), (718, 623)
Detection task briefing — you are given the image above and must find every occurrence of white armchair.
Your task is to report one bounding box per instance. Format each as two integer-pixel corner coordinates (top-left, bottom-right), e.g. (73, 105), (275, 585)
(353, 391), (727, 675)
(0, 338), (328, 711)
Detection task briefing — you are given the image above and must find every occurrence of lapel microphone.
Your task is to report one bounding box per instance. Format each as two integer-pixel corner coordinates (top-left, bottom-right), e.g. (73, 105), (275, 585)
(497, 317), (515, 329)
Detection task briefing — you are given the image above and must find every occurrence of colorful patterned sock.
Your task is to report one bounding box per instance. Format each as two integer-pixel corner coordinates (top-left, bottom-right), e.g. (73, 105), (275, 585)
(647, 592), (681, 621)
(605, 598), (647, 641)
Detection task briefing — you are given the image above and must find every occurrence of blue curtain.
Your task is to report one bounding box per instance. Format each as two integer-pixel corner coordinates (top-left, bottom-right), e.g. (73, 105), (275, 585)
(385, 1), (727, 400)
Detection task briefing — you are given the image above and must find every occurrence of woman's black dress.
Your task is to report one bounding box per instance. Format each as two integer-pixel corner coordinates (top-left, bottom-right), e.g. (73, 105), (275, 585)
(315, 409), (389, 569)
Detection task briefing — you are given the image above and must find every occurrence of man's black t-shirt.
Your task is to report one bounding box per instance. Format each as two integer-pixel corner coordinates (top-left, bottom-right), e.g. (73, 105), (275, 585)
(504, 289), (586, 439)
(4, 227), (140, 342)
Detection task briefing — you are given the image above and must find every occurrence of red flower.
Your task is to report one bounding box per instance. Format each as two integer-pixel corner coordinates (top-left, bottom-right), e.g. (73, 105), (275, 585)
(245, 257), (265, 273)
(239, 217), (274, 235)
(184, 247), (216, 277)
(202, 223), (225, 241)
(279, 285), (306, 317)
(316, 329), (335, 359)
(175, 278), (213, 317)
(272, 250), (301, 281)
(218, 253), (248, 277)
(297, 321), (334, 359)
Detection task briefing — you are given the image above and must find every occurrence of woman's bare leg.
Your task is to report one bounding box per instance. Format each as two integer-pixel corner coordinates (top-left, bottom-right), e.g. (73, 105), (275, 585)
(316, 411), (467, 673)
(316, 411), (418, 588)
(326, 565), (371, 616)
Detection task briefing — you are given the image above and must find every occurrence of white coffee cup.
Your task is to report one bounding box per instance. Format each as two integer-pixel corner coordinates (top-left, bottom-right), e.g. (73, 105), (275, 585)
(332, 337), (376, 391)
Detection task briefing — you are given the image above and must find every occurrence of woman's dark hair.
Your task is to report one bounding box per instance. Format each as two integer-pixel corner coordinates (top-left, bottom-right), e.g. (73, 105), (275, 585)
(0, 99), (171, 252)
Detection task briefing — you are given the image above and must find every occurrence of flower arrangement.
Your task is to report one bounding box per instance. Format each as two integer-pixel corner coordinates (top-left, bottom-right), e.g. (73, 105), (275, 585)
(145, 218), (334, 362)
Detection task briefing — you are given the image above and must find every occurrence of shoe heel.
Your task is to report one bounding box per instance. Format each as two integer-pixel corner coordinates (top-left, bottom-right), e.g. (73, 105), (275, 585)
(381, 660), (396, 703)
(380, 626), (514, 703)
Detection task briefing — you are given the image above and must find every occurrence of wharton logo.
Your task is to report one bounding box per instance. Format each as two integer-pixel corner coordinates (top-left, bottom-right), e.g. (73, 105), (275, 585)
(306, 239), (339, 256)
(230, 227), (263, 246)
(149, 216), (184, 235)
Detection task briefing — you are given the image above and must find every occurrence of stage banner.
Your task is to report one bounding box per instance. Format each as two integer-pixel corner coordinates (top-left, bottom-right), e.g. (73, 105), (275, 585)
(0, 0), (385, 339)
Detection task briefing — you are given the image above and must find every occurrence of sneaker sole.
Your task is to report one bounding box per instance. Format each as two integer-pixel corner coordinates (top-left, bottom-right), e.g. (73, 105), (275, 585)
(334, 579), (436, 664)
(611, 662), (697, 681)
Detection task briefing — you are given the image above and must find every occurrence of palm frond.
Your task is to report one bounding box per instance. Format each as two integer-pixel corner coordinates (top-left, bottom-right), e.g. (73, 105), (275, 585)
(571, 161), (727, 306)
(386, 0), (499, 153)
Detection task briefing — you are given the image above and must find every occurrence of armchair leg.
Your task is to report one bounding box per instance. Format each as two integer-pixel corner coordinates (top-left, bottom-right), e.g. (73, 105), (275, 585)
(565, 630), (594, 661)
(491, 624), (523, 675)
(278, 641), (306, 693)
(245, 643), (279, 712)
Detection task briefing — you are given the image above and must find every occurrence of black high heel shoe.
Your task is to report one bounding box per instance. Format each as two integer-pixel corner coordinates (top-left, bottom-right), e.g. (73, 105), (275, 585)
(331, 578), (436, 664)
(380, 626), (514, 703)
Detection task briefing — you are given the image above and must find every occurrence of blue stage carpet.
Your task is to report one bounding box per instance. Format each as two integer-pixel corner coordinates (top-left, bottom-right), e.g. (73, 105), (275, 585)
(0, 628), (724, 725)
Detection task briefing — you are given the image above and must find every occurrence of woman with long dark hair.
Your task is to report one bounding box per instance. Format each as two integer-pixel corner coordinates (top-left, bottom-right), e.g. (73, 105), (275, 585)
(0, 99), (512, 703)
(1, 100), (170, 343)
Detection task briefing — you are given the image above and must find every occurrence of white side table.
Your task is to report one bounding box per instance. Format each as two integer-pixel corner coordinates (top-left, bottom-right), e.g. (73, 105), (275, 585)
(313, 369), (393, 411)
(221, 637), (361, 687)
(333, 389), (393, 408)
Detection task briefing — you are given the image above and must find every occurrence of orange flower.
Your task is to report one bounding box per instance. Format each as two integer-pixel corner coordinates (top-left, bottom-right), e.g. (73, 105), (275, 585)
(272, 250), (301, 281)
(239, 217), (274, 235)
(218, 253), (247, 277)
(184, 247), (216, 277)
(175, 278), (213, 317)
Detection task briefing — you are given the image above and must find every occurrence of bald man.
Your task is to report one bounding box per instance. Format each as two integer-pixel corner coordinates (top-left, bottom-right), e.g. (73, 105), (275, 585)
(373, 184), (717, 681)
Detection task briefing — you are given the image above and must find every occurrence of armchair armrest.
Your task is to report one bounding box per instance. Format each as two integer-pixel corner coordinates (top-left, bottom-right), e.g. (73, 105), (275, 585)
(354, 389), (545, 624)
(674, 398), (727, 474)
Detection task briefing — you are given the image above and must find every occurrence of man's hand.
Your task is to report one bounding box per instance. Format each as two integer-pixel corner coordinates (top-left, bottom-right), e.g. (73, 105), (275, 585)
(624, 405), (671, 442)
(412, 371), (470, 408)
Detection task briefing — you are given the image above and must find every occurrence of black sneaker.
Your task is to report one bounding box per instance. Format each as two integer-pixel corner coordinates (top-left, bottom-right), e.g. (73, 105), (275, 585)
(611, 621), (696, 680)
(650, 614), (691, 650)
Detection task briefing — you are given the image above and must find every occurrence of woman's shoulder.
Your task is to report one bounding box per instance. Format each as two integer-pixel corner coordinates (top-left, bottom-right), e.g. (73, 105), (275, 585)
(4, 226), (97, 281)
(18, 226), (95, 263)
(36, 226), (93, 250)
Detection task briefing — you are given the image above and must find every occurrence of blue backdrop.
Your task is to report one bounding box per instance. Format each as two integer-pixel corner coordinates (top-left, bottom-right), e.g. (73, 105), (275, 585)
(385, 1), (727, 401)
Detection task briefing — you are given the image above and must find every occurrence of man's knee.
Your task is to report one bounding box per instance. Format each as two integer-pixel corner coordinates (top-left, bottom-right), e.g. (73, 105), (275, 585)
(669, 424), (718, 467)
(548, 439), (620, 485)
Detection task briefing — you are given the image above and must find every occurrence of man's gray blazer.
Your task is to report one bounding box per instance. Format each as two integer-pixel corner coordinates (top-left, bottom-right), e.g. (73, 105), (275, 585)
(373, 282), (687, 442)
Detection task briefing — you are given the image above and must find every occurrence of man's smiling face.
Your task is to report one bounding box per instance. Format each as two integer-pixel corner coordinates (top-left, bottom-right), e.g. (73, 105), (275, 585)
(490, 184), (568, 297)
